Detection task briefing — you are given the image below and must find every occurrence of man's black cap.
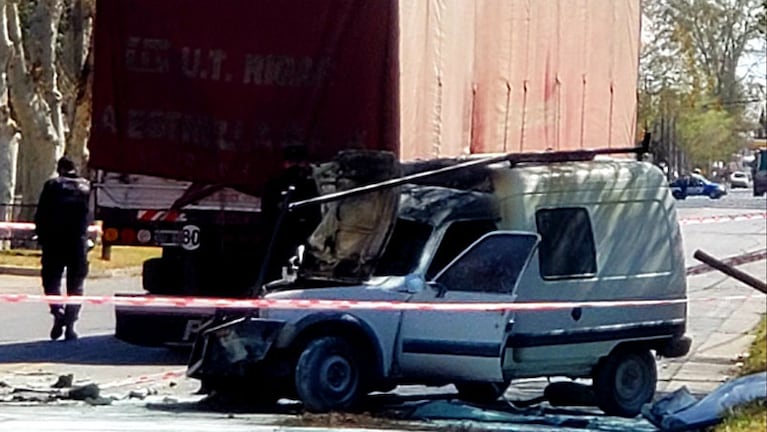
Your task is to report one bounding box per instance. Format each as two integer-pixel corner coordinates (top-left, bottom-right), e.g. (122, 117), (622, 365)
(57, 156), (77, 175)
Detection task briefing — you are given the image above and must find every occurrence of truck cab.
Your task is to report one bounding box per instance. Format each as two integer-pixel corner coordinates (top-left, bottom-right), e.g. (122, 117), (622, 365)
(187, 157), (690, 418)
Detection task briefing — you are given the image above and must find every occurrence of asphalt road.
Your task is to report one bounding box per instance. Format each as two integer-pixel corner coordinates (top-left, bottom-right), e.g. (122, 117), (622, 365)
(0, 193), (765, 431)
(674, 187), (767, 210)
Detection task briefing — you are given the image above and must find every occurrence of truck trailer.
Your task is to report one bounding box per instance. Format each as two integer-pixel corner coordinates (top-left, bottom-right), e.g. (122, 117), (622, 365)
(88, 0), (641, 346)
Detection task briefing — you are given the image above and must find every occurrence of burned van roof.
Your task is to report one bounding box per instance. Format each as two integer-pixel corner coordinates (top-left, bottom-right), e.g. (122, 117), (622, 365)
(399, 185), (498, 226)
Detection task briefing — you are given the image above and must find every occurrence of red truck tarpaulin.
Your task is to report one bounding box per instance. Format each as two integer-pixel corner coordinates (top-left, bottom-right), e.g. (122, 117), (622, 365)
(89, 0), (639, 194)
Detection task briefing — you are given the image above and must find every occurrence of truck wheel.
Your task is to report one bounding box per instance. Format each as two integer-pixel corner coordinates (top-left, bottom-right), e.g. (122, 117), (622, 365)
(295, 336), (364, 412)
(455, 382), (508, 403)
(593, 349), (656, 417)
(671, 190), (684, 200)
(708, 190), (721, 199)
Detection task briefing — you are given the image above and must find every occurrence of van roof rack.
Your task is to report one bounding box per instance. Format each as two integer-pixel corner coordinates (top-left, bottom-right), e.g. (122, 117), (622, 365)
(290, 134), (651, 211)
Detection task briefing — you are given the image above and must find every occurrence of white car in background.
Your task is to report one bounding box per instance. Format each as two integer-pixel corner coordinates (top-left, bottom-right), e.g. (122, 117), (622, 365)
(729, 171), (751, 189)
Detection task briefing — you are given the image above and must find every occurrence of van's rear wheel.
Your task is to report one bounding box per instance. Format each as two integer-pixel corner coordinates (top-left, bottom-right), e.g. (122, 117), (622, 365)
(455, 382), (508, 403)
(593, 349), (656, 417)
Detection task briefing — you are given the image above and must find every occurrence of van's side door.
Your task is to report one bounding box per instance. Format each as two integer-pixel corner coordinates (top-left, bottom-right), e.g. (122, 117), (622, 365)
(396, 232), (539, 382)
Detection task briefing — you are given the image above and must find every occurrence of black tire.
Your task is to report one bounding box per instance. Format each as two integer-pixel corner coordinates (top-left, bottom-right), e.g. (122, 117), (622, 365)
(142, 257), (182, 295)
(455, 382), (508, 404)
(709, 190), (722, 199)
(295, 336), (364, 412)
(671, 190), (685, 200)
(202, 378), (280, 406)
(593, 349), (657, 417)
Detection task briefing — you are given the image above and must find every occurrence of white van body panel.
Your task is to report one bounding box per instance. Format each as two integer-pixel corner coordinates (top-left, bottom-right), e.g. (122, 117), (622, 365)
(490, 160), (687, 378)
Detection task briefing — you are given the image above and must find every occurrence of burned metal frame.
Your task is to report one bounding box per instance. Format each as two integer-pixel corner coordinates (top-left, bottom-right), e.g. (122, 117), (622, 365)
(289, 141), (650, 211)
(253, 139), (650, 296)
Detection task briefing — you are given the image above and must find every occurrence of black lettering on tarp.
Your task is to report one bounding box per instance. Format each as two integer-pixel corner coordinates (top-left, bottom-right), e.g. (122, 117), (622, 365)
(127, 110), (144, 139)
(181, 47), (201, 78)
(126, 37), (170, 74)
(181, 48), (228, 81)
(121, 109), (333, 153)
(209, 50), (227, 81)
(243, 55), (265, 84)
(243, 55), (333, 87)
(101, 106), (117, 134)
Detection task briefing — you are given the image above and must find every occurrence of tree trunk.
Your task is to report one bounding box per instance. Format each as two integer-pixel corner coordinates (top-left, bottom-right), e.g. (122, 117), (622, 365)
(0, 1), (19, 222)
(6, 0), (65, 218)
(61, 0), (94, 173)
(66, 60), (91, 174)
(0, 128), (18, 222)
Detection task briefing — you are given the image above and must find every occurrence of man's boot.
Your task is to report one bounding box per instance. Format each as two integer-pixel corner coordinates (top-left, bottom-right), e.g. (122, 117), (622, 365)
(50, 311), (65, 341)
(63, 305), (80, 341)
(64, 324), (79, 341)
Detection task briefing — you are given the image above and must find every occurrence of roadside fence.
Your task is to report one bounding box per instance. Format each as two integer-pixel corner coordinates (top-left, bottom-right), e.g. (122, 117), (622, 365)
(0, 202), (37, 250)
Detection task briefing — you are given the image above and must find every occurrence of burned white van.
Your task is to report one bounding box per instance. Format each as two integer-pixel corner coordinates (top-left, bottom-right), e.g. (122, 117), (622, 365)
(187, 150), (690, 418)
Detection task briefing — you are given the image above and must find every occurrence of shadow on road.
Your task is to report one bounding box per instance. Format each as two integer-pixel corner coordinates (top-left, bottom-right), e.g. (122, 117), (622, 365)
(0, 335), (190, 366)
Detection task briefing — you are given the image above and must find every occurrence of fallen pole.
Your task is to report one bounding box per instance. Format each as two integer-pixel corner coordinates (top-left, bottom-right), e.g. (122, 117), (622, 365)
(693, 249), (767, 294)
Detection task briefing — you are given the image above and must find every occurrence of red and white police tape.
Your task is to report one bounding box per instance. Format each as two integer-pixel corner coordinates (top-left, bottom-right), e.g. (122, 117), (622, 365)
(0, 212), (762, 236)
(0, 294), (694, 311)
(4, 249), (764, 310)
(0, 213), (763, 311)
(0, 221), (101, 238)
(100, 369), (187, 389)
(678, 211), (767, 225)
(1, 293), (763, 311)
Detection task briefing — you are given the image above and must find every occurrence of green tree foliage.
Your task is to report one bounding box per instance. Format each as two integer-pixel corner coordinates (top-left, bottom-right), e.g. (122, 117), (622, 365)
(645, 0), (762, 108)
(640, 0), (765, 171)
(678, 108), (739, 167)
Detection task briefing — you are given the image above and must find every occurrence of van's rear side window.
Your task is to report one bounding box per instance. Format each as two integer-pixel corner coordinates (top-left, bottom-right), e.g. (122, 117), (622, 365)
(535, 208), (597, 279)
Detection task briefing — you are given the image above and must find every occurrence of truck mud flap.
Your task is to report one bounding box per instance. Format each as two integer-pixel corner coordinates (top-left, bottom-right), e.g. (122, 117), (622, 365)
(187, 317), (285, 380)
(114, 294), (215, 347)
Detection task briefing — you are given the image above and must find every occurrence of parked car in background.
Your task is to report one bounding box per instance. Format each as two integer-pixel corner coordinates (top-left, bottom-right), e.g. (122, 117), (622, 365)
(669, 174), (727, 199)
(729, 171), (751, 189)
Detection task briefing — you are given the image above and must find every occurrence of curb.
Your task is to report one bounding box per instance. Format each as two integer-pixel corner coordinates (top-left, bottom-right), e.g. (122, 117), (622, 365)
(0, 265), (39, 277)
(0, 265), (141, 279)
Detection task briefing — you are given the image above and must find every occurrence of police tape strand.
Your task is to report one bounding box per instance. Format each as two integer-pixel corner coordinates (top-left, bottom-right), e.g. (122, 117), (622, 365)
(0, 211), (764, 234)
(0, 249), (764, 311)
(0, 294), (762, 312)
(0, 216), (763, 312)
(100, 369), (187, 389)
(678, 211), (767, 225)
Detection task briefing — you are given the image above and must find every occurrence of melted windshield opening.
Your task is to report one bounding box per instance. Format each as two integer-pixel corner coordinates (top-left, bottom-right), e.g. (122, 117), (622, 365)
(374, 219), (433, 276)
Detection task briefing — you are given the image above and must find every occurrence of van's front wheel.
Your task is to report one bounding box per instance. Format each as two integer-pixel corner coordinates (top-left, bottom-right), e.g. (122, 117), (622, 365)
(294, 336), (364, 412)
(593, 348), (656, 417)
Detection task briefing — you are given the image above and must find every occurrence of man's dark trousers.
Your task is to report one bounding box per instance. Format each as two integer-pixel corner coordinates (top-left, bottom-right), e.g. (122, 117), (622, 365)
(41, 238), (88, 325)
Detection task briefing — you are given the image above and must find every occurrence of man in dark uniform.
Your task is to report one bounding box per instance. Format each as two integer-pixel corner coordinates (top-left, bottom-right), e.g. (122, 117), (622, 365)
(34, 156), (91, 341)
(260, 145), (321, 282)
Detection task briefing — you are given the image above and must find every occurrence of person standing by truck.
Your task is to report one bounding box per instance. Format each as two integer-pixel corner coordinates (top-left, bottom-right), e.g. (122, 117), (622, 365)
(260, 145), (321, 282)
(34, 156), (92, 341)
